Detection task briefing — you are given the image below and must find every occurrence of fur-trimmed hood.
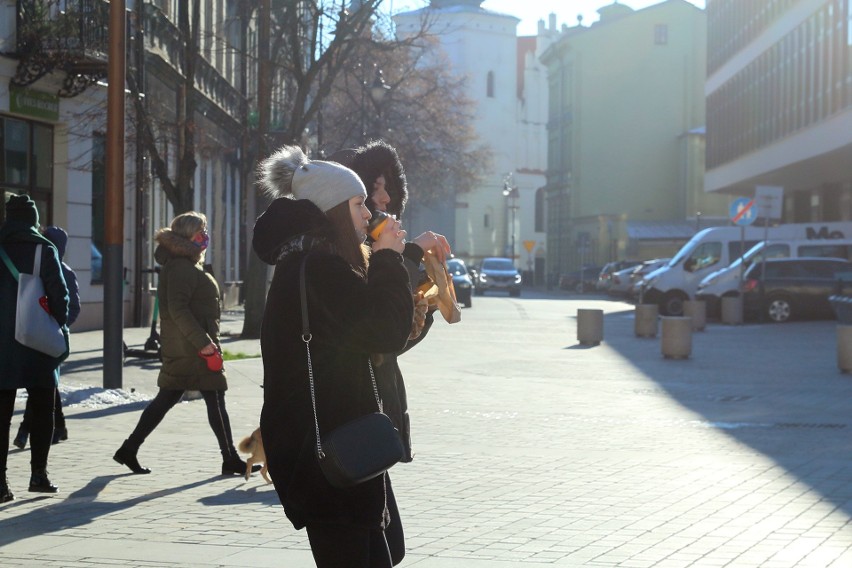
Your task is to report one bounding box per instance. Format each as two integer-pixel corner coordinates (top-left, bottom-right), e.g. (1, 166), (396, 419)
(329, 140), (407, 217)
(252, 197), (334, 265)
(154, 228), (204, 265)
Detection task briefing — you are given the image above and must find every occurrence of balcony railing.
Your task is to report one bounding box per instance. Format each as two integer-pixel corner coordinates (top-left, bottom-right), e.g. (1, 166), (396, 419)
(13, 0), (110, 97)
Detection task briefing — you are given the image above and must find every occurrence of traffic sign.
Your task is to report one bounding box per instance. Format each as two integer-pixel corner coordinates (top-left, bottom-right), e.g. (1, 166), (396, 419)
(730, 198), (756, 226)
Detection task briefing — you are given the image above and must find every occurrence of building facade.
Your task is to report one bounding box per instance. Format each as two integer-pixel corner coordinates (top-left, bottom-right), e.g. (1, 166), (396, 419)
(0, 0), (249, 330)
(705, 0), (852, 222)
(541, 0), (728, 283)
(394, 0), (558, 282)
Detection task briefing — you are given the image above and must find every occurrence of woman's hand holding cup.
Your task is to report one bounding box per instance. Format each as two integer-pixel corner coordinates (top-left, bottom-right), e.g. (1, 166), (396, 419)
(372, 217), (406, 254)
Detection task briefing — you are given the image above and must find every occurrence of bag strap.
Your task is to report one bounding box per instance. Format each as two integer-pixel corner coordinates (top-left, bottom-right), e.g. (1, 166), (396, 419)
(32, 244), (42, 278)
(0, 245), (20, 282)
(300, 254), (383, 460)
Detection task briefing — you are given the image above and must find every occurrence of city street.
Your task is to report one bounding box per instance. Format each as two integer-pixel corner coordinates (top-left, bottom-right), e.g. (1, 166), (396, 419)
(3, 292), (852, 567)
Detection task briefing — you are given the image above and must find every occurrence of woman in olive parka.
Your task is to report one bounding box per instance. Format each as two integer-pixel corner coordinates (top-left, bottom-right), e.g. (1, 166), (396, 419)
(113, 212), (256, 477)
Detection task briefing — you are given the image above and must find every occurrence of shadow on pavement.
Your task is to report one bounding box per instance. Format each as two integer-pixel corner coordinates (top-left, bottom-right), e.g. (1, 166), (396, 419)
(0, 474), (229, 548)
(601, 309), (852, 517)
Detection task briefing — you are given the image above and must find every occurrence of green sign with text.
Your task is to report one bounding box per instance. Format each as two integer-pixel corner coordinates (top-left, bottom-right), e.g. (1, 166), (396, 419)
(10, 86), (59, 122)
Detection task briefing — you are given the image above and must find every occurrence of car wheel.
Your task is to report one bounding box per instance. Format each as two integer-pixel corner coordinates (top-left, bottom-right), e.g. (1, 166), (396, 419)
(574, 282), (584, 294)
(464, 298), (472, 308)
(474, 288), (484, 296)
(661, 291), (687, 316)
(509, 289), (520, 298)
(766, 294), (793, 323)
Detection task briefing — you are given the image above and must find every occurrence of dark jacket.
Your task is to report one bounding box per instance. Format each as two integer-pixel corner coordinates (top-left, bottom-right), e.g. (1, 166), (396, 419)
(0, 220), (69, 389)
(154, 228), (227, 391)
(330, 140), (429, 461)
(253, 197), (413, 530)
(44, 226), (80, 326)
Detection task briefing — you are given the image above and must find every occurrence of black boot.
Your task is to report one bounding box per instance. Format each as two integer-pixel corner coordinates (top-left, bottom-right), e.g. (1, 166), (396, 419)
(221, 456), (262, 476)
(29, 469), (58, 493)
(113, 442), (151, 474)
(0, 477), (13, 503)
(13, 427), (28, 450)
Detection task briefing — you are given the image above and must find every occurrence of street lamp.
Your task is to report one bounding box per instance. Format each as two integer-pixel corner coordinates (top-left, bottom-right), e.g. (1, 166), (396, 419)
(502, 173), (519, 261)
(362, 65), (390, 141)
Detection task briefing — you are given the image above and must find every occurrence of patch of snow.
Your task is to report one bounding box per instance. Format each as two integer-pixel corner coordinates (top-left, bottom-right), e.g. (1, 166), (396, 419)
(15, 382), (152, 409)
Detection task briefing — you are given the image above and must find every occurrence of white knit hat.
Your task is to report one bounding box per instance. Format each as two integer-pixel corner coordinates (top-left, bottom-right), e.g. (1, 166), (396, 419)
(259, 145), (366, 212)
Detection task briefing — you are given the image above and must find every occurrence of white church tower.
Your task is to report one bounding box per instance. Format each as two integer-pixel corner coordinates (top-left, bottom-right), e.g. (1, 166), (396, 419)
(394, 1), (559, 284)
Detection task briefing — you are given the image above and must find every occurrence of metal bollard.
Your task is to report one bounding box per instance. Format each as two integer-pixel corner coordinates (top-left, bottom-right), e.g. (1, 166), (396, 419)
(661, 316), (692, 359)
(683, 300), (706, 331)
(838, 325), (852, 373)
(721, 296), (743, 325)
(634, 304), (658, 338)
(577, 308), (604, 346)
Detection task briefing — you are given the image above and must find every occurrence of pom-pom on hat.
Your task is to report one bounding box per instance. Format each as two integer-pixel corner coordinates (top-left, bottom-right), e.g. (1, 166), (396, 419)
(5, 194), (39, 228)
(258, 145), (366, 212)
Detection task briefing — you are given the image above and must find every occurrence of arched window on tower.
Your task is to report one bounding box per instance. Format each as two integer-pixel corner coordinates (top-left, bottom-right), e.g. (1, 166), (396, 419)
(487, 71), (495, 98)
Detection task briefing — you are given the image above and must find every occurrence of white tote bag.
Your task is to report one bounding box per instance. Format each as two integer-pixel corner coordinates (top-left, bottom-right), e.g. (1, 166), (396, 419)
(0, 244), (68, 358)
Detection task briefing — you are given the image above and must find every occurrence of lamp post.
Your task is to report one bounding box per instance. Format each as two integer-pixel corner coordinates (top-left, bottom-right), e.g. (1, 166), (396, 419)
(363, 65), (390, 141)
(502, 173), (519, 261)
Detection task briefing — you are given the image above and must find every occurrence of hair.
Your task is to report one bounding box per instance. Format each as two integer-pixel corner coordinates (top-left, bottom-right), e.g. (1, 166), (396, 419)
(170, 211), (207, 240)
(324, 201), (369, 276)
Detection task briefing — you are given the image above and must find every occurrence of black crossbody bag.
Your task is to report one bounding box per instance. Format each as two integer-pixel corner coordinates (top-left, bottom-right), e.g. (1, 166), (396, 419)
(299, 254), (404, 489)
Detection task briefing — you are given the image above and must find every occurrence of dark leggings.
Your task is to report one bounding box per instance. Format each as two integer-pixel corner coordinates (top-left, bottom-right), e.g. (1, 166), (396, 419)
(21, 389), (65, 432)
(125, 389), (236, 457)
(0, 387), (55, 473)
(305, 480), (405, 567)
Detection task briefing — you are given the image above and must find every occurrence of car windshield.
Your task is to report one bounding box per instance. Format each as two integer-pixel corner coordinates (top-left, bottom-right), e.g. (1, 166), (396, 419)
(446, 260), (467, 276)
(482, 259), (515, 271)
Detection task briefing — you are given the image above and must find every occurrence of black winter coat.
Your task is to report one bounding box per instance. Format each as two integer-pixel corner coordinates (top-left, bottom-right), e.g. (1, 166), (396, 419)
(0, 220), (69, 389)
(254, 198), (414, 530)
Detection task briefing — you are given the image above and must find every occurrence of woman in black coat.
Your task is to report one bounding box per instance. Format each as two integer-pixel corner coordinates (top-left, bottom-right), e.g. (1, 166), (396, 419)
(254, 145), (412, 567)
(0, 195), (69, 501)
(330, 140), (451, 461)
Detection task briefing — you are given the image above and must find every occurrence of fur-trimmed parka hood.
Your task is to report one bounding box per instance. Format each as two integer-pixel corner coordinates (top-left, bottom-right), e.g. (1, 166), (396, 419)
(329, 140), (407, 217)
(154, 228), (204, 265)
(252, 197), (334, 265)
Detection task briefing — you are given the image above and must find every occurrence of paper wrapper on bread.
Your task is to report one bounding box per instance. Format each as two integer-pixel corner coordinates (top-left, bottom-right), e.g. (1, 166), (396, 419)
(422, 253), (461, 324)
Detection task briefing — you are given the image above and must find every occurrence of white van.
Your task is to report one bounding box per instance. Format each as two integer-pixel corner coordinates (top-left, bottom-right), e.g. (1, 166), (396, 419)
(695, 238), (852, 314)
(639, 222), (852, 315)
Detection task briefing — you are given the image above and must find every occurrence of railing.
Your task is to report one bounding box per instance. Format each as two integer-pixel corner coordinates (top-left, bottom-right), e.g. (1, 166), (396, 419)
(13, 0), (109, 96)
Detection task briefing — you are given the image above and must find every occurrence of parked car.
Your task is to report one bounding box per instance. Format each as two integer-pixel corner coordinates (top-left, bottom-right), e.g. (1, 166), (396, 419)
(742, 258), (852, 322)
(474, 257), (521, 297)
(597, 260), (641, 292)
(608, 264), (642, 297)
(629, 258), (671, 301)
(446, 258), (473, 308)
(559, 264), (604, 294)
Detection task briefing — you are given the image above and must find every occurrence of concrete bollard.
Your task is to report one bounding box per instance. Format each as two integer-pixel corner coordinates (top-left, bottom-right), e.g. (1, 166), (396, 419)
(721, 296), (743, 325)
(634, 304), (659, 338)
(683, 300), (706, 331)
(661, 316), (692, 359)
(839, 325), (852, 373)
(577, 308), (604, 346)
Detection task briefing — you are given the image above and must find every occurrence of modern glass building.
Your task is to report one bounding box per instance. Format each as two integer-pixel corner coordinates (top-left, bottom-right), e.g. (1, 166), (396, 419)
(705, 0), (852, 222)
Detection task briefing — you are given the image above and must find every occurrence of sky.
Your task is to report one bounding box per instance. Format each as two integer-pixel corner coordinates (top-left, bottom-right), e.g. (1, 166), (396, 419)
(388, 0), (706, 35)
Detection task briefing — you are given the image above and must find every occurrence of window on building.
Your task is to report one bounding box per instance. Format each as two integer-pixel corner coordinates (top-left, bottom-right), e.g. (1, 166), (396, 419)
(0, 115), (54, 225)
(486, 71), (495, 98)
(654, 24), (668, 45)
(91, 133), (105, 283)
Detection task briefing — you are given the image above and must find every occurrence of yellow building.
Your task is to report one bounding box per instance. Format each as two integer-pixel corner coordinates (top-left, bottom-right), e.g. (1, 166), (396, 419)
(541, 0), (728, 282)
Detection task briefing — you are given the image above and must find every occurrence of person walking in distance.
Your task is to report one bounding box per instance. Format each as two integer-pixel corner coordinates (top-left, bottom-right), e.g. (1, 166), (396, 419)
(0, 195), (69, 501)
(113, 212), (259, 477)
(253, 145), (413, 566)
(14, 226), (79, 449)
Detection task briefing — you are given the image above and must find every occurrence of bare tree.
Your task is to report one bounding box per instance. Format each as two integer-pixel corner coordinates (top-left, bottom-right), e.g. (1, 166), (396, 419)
(241, 0), (476, 337)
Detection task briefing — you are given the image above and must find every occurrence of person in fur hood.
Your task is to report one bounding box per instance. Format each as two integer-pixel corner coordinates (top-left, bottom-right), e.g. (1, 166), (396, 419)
(254, 145), (412, 567)
(113, 211), (258, 479)
(329, 140), (451, 464)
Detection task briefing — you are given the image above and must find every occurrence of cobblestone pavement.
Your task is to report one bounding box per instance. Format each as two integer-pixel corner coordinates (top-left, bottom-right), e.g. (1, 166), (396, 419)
(3, 292), (852, 567)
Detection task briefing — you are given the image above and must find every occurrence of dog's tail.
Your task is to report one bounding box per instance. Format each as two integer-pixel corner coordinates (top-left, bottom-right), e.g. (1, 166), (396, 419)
(237, 433), (255, 454)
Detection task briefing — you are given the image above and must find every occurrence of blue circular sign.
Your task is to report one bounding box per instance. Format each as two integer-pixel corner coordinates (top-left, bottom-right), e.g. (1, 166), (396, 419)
(730, 198), (756, 226)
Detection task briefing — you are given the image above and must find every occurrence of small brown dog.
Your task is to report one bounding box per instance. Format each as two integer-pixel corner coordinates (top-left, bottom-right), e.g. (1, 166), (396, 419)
(237, 427), (271, 483)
